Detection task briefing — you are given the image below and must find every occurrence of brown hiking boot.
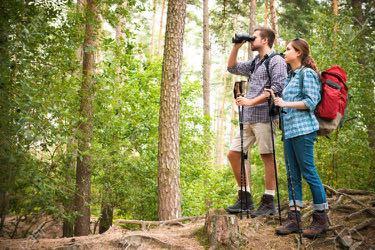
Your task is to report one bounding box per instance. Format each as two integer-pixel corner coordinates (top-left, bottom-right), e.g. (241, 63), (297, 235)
(275, 210), (301, 235)
(251, 194), (276, 218)
(302, 210), (328, 239)
(226, 190), (254, 214)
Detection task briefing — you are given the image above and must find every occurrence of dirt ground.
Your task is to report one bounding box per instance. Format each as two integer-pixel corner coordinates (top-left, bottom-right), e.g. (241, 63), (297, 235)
(1, 190), (374, 249)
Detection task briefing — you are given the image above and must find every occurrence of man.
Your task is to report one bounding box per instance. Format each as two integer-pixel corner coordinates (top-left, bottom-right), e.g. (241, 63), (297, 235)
(226, 27), (287, 217)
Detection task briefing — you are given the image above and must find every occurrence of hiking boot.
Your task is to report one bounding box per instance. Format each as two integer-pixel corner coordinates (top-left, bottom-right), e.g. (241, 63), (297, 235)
(251, 194), (276, 218)
(275, 210), (302, 235)
(226, 190), (254, 214)
(302, 210), (328, 239)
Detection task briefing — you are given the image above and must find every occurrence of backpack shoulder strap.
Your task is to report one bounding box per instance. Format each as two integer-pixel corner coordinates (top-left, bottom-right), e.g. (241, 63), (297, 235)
(249, 59), (256, 74)
(264, 52), (281, 88)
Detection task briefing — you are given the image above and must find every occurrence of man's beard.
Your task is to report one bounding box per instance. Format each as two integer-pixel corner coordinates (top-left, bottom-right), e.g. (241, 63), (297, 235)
(251, 44), (259, 51)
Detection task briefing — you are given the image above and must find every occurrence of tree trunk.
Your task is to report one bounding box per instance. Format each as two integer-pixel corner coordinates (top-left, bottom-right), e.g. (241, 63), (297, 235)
(0, 192), (9, 237)
(204, 209), (240, 249)
(115, 2), (127, 41)
(270, 0), (278, 46)
(248, 0), (256, 59)
(215, 72), (230, 167)
(99, 202), (113, 234)
(157, 0), (187, 221)
(332, 0), (339, 50)
(74, 0), (99, 236)
(202, 0), (211, 118)
(264, 0), (269, 27)
(62, 135), (77, 237)
(351, 0), (363, 25)
(150, 0), (157, 55)
(215, 83), (226, 167)
(157, 0), (166, 55)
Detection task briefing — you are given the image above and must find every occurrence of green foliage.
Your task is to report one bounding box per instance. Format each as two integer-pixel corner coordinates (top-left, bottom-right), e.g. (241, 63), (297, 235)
(1, 0), (374, 235)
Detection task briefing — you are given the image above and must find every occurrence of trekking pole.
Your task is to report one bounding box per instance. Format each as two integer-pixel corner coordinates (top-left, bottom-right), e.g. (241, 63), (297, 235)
(265, 89), (282, 225)
(276, 104), (303, 244)
(285, 151), (303, 244)
(234, 81), (250, 219)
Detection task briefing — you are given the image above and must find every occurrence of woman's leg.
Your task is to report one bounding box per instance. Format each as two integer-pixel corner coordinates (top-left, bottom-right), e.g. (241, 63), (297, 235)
(292, 132), (329, 238)
(276, 137), (303, 235)
(284, 137), (303, 209)
(292, 132), (328, 210)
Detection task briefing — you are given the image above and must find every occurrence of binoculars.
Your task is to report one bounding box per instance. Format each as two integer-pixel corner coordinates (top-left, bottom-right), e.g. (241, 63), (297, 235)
(232, 33), (256, 44)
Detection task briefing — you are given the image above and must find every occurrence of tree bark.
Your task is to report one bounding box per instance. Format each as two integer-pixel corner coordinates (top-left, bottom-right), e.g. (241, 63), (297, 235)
(204, 209), (240, 249)
(202, 0), (211, 118)
(215, 72), (230, 167)
(270, 0), (278, 46)
(248, 0), (257, 59)
(332, 0), (339, 50)
(63, 135), (77, 237)
(74, 0), (99, 236)
(157, 0), (166, 55)
(157, 0), (187, 221)
(351, 0), (363, 25)
(264, 0), (269, 27)
(99, 202), (113, 234)
(150, 0), (157, 55)
(115, 2), (127, 42)
(215, 83), (226, 167)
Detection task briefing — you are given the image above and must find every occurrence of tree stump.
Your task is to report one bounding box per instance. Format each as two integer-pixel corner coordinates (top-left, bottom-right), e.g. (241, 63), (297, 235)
(204, 208), (241, 249)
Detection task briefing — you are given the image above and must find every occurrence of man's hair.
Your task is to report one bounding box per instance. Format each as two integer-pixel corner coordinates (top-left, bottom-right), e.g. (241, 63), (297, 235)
(254, 27), (275, 48)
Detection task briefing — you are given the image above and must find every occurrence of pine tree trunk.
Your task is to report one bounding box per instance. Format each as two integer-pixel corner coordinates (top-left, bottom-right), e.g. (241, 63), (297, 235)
(157, 0), (187, 221)
(215, 84), (226, 167)
(332, 0), (339, 51)
(0, 192), (8, 236)
(202, 0), (211, 118)
(99, 202), (113, 234)
(115, 2), (127, 41)
(351, 0), (363, 24)
(248, 0), (256, 59)
(215, 72), (230, 167)
(264, 0), (269, 27)
(150, 0), (157, 55)
(74, 0), (99, 236)
(270, 0), (278, 46)
(63, 136), (76, 237)
(230, 75), (238, 142)
(157, 0), (166, 55)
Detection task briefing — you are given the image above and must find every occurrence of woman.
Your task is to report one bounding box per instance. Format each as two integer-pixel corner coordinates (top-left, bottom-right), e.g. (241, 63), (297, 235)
(269, 38), (328, 239)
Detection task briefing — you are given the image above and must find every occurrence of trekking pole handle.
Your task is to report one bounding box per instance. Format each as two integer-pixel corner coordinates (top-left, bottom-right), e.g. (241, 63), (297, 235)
(264, 88), (276, 100)
(234, 80), (247, 99)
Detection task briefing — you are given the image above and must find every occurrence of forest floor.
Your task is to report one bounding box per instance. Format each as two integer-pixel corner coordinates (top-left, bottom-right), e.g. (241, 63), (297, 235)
(1, 187), (374, 249)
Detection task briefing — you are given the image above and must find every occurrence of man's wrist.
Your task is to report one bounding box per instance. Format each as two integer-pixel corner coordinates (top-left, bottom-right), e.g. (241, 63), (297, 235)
(247, 99), (254, 107)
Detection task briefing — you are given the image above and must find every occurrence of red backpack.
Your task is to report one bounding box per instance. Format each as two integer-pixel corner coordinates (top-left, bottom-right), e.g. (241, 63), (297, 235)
(300, 65), (348, 136)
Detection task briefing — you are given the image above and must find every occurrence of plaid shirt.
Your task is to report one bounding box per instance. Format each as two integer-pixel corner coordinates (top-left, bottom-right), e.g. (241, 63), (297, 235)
(227, 51), (287, 123)
(281, 67), (321, 139)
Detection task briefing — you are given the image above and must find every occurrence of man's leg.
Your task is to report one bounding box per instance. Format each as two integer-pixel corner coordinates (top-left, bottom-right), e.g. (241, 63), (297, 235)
(251, 122), (277, 217)
(227, 150), (250, 189)
(226, 124), (255, 214)
(261, 153), (276, 191)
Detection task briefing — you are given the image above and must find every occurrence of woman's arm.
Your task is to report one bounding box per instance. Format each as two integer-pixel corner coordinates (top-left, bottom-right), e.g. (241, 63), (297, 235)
(274, 98), (307, 109)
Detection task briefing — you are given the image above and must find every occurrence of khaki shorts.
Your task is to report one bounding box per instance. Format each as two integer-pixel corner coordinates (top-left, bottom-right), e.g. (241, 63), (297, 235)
(230, 121), (278, 154)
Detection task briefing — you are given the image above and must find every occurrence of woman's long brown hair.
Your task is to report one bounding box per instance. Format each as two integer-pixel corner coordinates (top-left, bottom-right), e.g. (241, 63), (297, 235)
(290, 38), (319, 74)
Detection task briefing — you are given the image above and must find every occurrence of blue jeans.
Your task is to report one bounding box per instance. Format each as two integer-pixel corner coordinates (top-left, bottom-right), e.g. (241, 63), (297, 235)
(284, 132), (328, 211)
